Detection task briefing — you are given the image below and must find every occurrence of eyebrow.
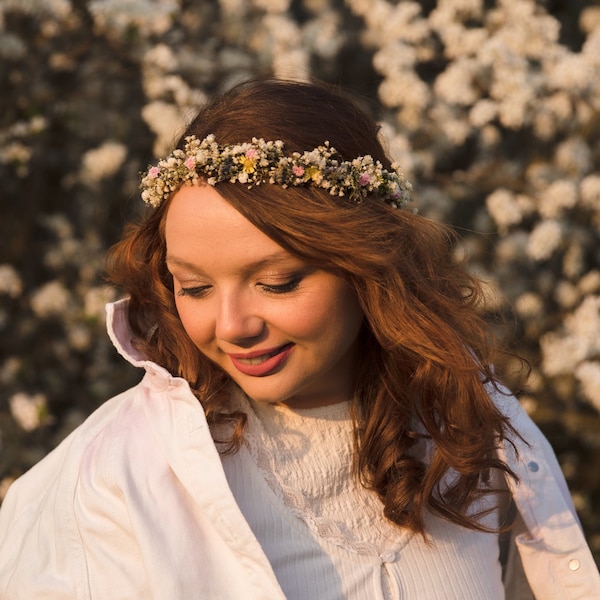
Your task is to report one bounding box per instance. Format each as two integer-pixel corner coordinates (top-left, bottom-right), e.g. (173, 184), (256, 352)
(165, 252), (299, 274)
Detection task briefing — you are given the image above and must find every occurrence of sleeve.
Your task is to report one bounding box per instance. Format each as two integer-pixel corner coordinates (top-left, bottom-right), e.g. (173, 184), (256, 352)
(489, 384), (600, 600)
(0, 431), (90, 600)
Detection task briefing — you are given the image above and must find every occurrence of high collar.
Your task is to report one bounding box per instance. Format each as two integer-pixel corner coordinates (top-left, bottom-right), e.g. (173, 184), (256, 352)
(105, 298), (175, 382)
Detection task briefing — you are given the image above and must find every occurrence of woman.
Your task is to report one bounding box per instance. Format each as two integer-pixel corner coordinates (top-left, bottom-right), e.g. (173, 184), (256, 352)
(0, 80), (597, 599)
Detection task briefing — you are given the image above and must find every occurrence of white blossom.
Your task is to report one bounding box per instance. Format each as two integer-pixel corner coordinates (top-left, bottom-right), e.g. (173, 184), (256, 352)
(143, 43), (178, 72)
(469, 99), (497, 128)
(578, 271), (600, 296)
(554, 281), (580, 310)
(30, 280), (71, 317)
(541, 333), (587, 377)
(580, 175), (600, 211)
(554, 137), (592, 177)
(515, 292), (544, 318)
(9, 392), (49, 432)
(548, 53), (595, 94)
(434, 59), (479, 106)
(251, 0), (290, 13)
(89, 0), (178, 35)
(141, 101), (187, 157)
(575, 361), (600, 412)
(0, 264), (23, 298)
(486, 188), (524, 229)
(1, 0), (71, 17)
(537, 179), (577, 219)
(527, 220), (562, 261)
(562, 243), (584, 280)
(564, 296), (600, 355)
(80, 141), (127, 184)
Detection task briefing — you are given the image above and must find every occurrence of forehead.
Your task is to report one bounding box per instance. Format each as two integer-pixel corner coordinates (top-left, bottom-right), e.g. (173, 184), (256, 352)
(164, 184), (295, 270)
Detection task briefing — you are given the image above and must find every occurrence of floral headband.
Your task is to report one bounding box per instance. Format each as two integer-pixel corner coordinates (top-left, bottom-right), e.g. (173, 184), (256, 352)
(140, 134), (412, 209)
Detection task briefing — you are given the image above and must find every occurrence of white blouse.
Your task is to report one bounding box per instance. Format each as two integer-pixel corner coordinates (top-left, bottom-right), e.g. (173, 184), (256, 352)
(219, 397), (506, 600)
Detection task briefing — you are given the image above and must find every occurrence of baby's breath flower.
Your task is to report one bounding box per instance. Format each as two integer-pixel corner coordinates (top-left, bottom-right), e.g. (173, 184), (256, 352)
(140, 135), (413, 209)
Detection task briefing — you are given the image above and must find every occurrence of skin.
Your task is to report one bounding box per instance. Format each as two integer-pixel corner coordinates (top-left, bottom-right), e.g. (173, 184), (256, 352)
(164, 184), (364, 408)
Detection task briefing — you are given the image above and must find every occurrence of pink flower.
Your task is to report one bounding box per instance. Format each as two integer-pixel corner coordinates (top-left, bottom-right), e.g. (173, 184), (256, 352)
(292, 165), (305, 177)
(148, 167), (160, 178)
(184, 157), (196, 170)
(359, 173), (372, 186)
(245, 148), (258, 158)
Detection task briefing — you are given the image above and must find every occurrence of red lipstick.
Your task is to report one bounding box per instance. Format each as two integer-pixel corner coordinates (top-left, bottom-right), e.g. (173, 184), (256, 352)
(227, 343), (294, 377)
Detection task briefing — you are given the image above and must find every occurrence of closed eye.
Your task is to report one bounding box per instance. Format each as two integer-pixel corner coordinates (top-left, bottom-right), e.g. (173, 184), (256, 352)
(259, 277), (302, 294)
(177, 285), (211, 299)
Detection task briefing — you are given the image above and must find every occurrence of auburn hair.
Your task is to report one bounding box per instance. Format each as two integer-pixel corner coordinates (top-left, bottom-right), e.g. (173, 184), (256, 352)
(106, 79), (518, 535)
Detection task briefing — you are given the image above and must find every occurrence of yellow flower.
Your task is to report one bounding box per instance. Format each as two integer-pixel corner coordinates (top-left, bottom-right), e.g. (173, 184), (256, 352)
(304, 165), (321, 182)
(241, 156), (256, 173)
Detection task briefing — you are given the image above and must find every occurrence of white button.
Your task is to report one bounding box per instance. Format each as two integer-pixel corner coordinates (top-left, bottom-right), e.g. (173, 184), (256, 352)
(380, 550), (396, 563)
(568, 559), (580, 571)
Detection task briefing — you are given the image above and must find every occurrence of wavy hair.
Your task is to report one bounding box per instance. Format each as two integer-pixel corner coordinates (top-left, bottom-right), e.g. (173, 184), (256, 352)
(107, 79), (519, 535)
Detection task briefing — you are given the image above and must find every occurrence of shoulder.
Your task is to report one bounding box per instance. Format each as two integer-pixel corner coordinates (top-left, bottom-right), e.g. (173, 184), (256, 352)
(0, 375), (213, 598)
(0, 372), (207, 530)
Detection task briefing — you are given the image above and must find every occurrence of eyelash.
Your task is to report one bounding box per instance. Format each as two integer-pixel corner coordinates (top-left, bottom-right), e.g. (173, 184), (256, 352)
(260, 277), (302, 294)
(177, 277), (302, 298)
(177, 286), (211, 299)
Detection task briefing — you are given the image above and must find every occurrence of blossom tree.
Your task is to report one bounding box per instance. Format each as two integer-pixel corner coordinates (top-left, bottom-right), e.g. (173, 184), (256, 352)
(1, 0), (599, 563)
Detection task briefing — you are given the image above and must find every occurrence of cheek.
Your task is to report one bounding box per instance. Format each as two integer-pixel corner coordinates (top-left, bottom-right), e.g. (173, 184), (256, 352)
(175, 301), (213, 348)
(295, 286), (363, 346)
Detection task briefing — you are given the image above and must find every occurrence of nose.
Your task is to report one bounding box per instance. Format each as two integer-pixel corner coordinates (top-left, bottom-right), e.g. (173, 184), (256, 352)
(214, 292), (265, 344)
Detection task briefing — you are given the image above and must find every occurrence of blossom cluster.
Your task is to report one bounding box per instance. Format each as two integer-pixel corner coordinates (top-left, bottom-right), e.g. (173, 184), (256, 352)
(140, 134), (412, 209)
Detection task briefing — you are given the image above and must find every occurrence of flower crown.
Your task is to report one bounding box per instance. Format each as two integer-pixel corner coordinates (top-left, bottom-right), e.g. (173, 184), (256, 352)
(140, 134), (412, 209)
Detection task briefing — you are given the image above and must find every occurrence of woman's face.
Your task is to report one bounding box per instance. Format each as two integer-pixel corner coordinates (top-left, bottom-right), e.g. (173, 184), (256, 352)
(164, 184), (364, 408)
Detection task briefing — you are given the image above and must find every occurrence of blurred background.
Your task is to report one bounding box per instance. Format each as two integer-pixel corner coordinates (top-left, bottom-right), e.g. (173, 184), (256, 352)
(1, 0), (599, 564)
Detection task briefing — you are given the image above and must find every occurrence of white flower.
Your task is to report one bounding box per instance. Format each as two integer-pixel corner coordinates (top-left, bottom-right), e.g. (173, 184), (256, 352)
(554, 281), (580, 310)
(486, 188), (524, 229)
(527, 219), (562, 261)
(434, 59), (479, 106)
(469, 99), (498, 127)
(252, 0), (290, 13)
(548, 52), (594, 93)
(515, 292), (544, 318)
(578, 271), (600, 295)
(564, 296), (600, 355)
(143, 43), (178, 71)
(575, 361), (600, 412)
(554, 136), (591, 177)
(378, 71), (430, 113)
(84, 286), (114, 320)
(80, 141), (127, 184)
(580, 7), (600, 35)
(9, 392), (49, 432)
(580, 175), (600, 210)
(1, 0), (70, 17)
(89, 0), (179, 35)
(541, 333), (587, 377)
(141, 101), (187, 157)
(537, 179), (577, 219)
(30, 280), (71, 317)
(562, 242), (584, 280)
(0, 264), (23, 298)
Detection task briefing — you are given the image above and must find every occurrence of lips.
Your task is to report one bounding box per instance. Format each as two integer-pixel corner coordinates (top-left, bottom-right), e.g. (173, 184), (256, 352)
(227, 343), (294, 377)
